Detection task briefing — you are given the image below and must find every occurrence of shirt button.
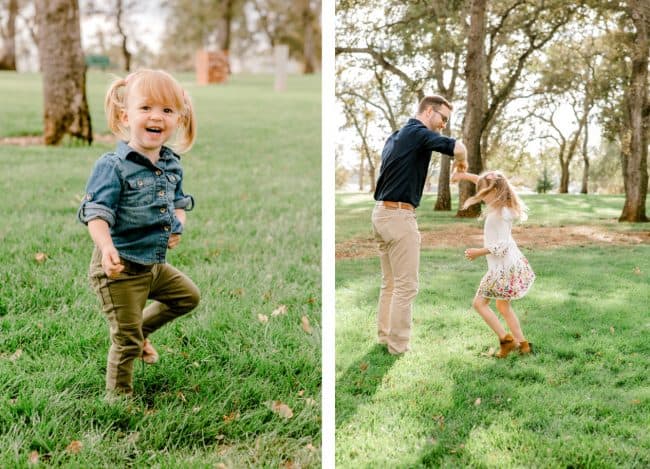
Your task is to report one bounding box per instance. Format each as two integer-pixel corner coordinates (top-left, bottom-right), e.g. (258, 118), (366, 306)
(159, 190), (165, 197)
(155, 170), (162, 176)
(164, 226), (170, 231)
(160, 207), (167, 213)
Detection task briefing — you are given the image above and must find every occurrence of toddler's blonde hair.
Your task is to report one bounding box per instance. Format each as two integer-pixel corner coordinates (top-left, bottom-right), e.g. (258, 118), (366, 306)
(105, 69), (196, 153)
(463, 170), (528, 220)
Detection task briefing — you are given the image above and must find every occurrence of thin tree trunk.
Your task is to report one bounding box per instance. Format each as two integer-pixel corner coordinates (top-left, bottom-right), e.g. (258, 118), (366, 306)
(0, 0), (18, 70)
(359, 152), (364, 191)
(458, 0), (487, 218)
(620, 0), (648, 222)
(581, 123), (589, 194)
(36, 0), (92, 145)
(116, 0), (132, 71)
(435, 155), (452, 210)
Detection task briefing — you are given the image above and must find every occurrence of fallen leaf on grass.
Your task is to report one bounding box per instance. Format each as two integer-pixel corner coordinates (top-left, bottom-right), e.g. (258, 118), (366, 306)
(301, 315), (312, 334)
(633, 266), (641, 275)
(270, 400), (294, 419)
(305, 443), (317, 452)
(281, 460), (296, 469)
(258, 314), (269, 323)
(304, 397), (317, 406)
(65, 440), (83, 454)
(28, 451), (39, 465)
(177, 391), (187, 402)
(34, 252), (48, 263)
(610, 326), (615, 335)
(10, 349), (22, 361)
(222, 411), (240, 423)
(474, 397), (482, 406)
(215, 464), (228, 469)
(272, 304), (287, 316)
(297, 390), (305, 396)
(359, 362), (369, 372)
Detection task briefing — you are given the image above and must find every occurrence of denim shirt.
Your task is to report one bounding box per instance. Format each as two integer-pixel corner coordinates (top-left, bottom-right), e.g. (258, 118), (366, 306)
(77, 141), (194, 265)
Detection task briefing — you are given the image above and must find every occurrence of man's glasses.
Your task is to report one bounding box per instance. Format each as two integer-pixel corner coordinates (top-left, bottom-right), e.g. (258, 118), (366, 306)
(432, 109), (449, 124)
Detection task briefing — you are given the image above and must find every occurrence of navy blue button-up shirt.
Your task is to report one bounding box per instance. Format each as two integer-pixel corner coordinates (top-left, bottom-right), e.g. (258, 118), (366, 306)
(374, 118), (456, 208)
(77, 141), (194, 265)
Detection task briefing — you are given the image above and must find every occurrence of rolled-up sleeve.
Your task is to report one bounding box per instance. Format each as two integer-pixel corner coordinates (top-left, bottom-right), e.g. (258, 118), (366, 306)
(77, 157), (121, 227)
(173, 172), (195, 211)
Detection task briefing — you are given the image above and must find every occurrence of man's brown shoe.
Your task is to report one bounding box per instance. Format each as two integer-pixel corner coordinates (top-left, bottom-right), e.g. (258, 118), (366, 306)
(141, 339), (159, 364)
(495, 333), (516, 358)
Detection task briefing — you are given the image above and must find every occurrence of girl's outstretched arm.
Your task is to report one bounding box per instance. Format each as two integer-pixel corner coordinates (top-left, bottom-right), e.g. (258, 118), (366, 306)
(451, 171), (479, 184)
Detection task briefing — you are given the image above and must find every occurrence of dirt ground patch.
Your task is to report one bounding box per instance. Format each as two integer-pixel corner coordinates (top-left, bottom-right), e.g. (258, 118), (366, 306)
(336, 224), (650, 260)
(0, 134), (115, 146)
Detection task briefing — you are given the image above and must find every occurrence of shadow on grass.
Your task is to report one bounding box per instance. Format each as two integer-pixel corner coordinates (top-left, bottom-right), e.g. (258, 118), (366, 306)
(336, 344), (400, 429)
(413, 359), (528, 467)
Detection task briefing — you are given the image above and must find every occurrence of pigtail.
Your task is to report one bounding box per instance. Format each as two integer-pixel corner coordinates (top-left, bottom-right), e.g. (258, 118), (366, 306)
(173, 90), (197, 154)
(104, 77), (129, 140)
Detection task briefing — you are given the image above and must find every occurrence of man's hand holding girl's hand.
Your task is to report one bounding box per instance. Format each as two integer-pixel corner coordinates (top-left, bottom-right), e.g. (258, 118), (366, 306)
(101, 246), (124, 278)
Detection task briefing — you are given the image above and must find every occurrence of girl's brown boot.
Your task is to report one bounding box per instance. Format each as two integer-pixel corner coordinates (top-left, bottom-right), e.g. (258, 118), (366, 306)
(519, 340), (533, 355)
(495, 333), (516, 358)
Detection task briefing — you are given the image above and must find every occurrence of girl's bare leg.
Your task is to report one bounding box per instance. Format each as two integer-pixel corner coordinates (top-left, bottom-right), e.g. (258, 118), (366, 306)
(495, 299), (525, 343)
(473, 296), (507, 338)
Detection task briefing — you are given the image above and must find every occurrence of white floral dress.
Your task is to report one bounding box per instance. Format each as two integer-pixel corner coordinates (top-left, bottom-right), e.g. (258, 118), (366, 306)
(476, 206), (535, 300)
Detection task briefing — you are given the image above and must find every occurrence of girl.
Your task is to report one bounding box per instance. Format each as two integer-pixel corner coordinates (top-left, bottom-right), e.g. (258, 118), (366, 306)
(451, 170), (535, 358)
(77, 69), (200, 397)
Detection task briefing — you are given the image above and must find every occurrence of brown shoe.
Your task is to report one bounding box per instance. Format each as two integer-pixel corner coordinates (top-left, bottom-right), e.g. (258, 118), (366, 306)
(141, 339), (159, 364)
(519, 340), (533, 355)
(495, 333), (516, 358)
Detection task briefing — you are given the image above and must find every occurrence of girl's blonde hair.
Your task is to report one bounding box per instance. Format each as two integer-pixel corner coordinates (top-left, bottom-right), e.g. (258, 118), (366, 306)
(463, 170), (528, 220)
(105, 69), (196, 153)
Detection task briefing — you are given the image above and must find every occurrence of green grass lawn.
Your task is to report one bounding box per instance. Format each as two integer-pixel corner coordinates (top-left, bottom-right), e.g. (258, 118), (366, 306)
(0, 71), (321, 467)
(336, 193), (650, 467)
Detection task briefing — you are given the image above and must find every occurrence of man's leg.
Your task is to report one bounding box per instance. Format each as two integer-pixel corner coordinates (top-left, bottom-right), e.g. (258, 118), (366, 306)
(372, 207), (394, 345)
(386, 211), (420, 354)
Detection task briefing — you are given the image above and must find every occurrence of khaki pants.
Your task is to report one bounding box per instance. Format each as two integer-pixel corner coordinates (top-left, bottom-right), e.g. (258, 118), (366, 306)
(89, 247), (200, 395)
(372, 205), (420, 354)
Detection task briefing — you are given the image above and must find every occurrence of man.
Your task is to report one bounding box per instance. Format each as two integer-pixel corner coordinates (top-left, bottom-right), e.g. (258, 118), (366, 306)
(372, 95), (468, 355)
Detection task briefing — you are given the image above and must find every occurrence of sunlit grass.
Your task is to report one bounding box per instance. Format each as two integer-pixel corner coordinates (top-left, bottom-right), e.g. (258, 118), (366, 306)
(336, 243), (650, 467)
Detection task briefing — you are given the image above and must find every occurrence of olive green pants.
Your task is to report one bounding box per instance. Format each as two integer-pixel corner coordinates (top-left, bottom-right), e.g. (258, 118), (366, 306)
(89, 247), (200, 395)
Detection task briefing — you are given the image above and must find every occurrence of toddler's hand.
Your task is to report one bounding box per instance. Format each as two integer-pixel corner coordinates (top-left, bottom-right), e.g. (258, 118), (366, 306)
(168, 233), (181, 249)
(102, 247), (124, 278)
(464, 248), (480, 261)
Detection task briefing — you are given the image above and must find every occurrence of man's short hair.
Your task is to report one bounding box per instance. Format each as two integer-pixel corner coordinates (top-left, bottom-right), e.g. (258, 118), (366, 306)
(417, 95), (452, 114)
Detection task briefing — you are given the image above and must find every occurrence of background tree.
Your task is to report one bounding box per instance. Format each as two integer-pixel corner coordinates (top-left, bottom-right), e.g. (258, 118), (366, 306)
(161, 0), (248, 70)
(36, 0), (92, 144)
(252, 0), (321, 73)
(0, 0), (18, 70)
(618, 0), (648, 221)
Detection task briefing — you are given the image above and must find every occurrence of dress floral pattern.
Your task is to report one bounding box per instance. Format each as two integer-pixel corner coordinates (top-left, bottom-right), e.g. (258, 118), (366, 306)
(476, 207), (535, 300)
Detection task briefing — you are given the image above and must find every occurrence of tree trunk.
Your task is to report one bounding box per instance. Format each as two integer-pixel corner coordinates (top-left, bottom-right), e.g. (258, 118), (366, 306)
(302, 0), (317, 73)
(559, 159), (570, 193)
(620, 0), (649, 222)
(435, 155), (452, 210)
(0, 0), (18, 70)
(457, 0), (487, 218)
(36, 0), (92, 145)
(581, 123), (589, 194)
(116, 0), (132, 71)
